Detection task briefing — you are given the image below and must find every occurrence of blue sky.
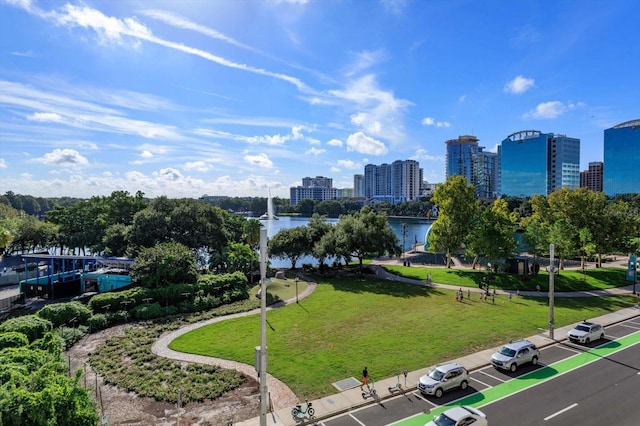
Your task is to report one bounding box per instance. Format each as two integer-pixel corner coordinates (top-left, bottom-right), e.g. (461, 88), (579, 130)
(1, 0), (639, 199)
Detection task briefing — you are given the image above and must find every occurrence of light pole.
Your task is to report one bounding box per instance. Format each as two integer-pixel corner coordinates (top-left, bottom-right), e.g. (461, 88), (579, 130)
(402, 222), (407, 266)
(259, 228), (268, 426)
(294, 277), (299, 304)
(549, 244), (556, 340)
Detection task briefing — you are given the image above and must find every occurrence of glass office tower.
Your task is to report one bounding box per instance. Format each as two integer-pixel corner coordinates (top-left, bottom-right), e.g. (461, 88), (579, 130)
(500, 130), (580, 197)
(604, 119), (640, 196)
(501, 131), (548, 197)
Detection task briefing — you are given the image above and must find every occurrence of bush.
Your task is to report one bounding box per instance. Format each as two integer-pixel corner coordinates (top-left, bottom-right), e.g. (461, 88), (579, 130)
(0, 315), (52, 343)
(88, 314), (108, 332)
(0, 331), (29, 349)
(132, 303), (164, 320)
(58, 326), (88, 350)
(37, 301), (92, 327)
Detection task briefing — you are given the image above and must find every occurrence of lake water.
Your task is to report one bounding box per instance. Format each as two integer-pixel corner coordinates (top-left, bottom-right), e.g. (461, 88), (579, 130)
(258, 216), (433, 268)
(0, 216), (433, 271)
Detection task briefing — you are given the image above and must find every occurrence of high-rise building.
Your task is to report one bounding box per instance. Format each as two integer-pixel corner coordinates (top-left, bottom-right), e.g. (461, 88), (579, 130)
(353, 174), (364, 197)
(603, 119), (640, 196)
(580, 162), (603, 192)
(289, 176), (337, 206)
(445, 135), (498, 199)
(500, 130), (580, 197)
(363, 160), (421, 203)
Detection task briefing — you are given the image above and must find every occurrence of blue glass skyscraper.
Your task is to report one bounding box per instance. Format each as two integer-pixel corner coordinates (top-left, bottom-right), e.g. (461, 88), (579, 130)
(500, 130), (580, 197)
(604, 119), (640, 196)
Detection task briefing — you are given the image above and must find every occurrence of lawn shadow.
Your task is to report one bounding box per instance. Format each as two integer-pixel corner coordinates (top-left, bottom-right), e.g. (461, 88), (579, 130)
(317, 275), (446, 298)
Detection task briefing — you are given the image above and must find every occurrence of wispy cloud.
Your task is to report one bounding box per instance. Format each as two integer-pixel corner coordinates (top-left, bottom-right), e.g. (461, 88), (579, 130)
(8, 2), (316, 95)
(344, 49), (387, 76)
(504, 75), (535, 94)
(329, 74), (412, 143)
(141, 9), (260, 53)
(522, 101), (585, 119)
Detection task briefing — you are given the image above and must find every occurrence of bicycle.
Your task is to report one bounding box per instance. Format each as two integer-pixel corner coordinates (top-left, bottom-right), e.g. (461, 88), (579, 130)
(291, 399), (315, 418)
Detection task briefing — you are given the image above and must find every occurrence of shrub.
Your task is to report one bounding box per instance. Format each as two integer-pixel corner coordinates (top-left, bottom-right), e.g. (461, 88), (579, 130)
(0, 331), (29, 349)
(132, 303), (164, 320)
(0, 315), (52, 343)
(37, 301), (92, 327)
(88, 314), (108, 332)
(57, 326), (88, 350)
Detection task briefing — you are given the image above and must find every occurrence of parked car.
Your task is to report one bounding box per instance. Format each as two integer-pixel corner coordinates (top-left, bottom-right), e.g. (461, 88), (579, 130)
(417, 362), (469, 398)
(567, 321), (605, 344)
(491, 339), (540, 372)
(425, 405), (488, 426)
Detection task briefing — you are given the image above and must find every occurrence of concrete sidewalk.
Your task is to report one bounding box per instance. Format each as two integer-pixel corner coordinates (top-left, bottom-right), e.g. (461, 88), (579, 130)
(235, 302), (640, 426)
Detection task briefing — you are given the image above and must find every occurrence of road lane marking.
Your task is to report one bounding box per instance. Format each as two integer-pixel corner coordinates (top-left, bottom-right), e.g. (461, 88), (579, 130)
(544, 403), (578, 421)
(349, 413), (367, 425)
(470, 376), (492, 388)
(557, 345), (581, 354)
(392, 329), (640, 426)
(478, 369), (506, 382)
(620, 323), (640, 330)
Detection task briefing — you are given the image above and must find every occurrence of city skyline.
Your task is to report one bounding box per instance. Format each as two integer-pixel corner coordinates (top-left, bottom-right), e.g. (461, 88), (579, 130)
(1, 0), (639, 199)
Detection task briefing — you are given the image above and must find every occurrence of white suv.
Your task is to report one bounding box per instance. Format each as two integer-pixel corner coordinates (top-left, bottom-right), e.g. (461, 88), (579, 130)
(567, 321), (605, 344)
(417, 362), (469, 398)
(491, 340), (540, 372)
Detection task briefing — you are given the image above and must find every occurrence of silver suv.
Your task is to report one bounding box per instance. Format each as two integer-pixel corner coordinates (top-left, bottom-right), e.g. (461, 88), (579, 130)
(491, 340), (540, 372)
(417, 362), (469, 398)
(567, 321), (605, 344)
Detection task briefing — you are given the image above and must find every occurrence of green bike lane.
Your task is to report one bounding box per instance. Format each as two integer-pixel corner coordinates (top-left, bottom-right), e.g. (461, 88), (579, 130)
(392, 330), (640, 426)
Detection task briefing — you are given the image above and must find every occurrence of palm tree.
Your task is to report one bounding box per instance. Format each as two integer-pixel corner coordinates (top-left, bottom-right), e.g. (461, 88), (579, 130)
(243, 219), (263, 283)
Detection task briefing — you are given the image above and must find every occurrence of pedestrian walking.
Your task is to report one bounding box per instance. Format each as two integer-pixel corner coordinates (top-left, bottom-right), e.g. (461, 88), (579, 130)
(361, 366), (368, 390)
(536, 284), (541, 293)
(467, 289), (471, 300)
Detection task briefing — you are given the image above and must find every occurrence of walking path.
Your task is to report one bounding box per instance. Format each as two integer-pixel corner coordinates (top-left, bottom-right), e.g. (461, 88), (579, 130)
(151, 263), (639, 426)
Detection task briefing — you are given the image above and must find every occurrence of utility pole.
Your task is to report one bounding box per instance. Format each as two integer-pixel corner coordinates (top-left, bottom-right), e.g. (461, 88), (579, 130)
(259, 228), (268, 426)
(549, 244), (555, 340)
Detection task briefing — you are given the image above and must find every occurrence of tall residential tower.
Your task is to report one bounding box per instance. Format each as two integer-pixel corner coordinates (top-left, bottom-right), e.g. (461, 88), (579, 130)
(603, 119), (640, 196)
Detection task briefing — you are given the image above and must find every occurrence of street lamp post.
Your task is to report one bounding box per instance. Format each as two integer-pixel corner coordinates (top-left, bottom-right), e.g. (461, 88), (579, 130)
(258, 228), (268, 426)
(402, 222), (407, 266)
(294, 277), (299, 304)
(549, 244), (556, 340)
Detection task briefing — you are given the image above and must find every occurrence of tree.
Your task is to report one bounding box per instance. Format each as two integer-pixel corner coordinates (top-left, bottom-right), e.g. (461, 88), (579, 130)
(296, 198), (316, 216)
(428, 176), (478, 267)
(332, 207), (400, 272)
(130, 242), (197, 288)
(465, 198), (518, 269)
(243, 219), (263, 283)
(268, 226), (309, 269)
(307, 214), (333, 269)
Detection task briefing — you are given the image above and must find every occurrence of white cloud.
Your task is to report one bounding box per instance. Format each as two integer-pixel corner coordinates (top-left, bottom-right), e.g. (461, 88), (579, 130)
(27, 112), (64, 122)
(336, 159), (361, 170)
(244, 153), (274, 168)
(184, 161), (210, 172)
(380, 0), (409, 15)
(305, 147), (325, 156)
(421, 117), (451, 128)
(504, 75), (535, 94)
(345, 49), (387, 76)
(329, 74), (412, 142)
(327, 138), (343, 147)
(0, 158), (7, 169)
(459, 94), (467, 102)
(38, 148), (89, 167)
(522, 101), (584, 119)
(346, 132), (387, 155)
(141, 150), (153, 159)
(411, 149), (443, 162)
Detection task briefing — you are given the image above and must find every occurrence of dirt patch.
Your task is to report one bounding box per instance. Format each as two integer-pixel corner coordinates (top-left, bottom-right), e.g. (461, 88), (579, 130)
(66, 325), (261, 426)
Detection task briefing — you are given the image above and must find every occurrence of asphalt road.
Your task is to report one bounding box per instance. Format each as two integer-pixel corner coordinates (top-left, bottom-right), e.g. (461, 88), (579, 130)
(318, 317), (640, 426)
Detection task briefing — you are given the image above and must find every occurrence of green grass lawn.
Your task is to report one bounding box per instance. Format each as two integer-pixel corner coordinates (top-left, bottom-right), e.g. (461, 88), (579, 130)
(170, 275), (637, 399)
(248, 277), (309, 303)
(380, 264), (629, 292)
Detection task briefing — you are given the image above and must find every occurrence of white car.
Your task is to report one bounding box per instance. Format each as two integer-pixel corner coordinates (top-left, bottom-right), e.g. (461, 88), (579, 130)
(567, 321), (605, 344)
(425, 405), (488, 426)
(417, 362), (469, 398)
